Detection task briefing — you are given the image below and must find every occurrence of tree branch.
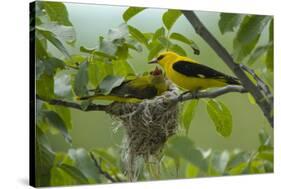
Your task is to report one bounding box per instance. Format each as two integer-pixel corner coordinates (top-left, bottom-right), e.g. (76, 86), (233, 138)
(89, 152), (123, 183)
(37, 86), (247, 113)
(239, 64), (273, 105)
(174, 85), (247, 102)
(181, 10), (273, 127)
(36, 95), (110, 112)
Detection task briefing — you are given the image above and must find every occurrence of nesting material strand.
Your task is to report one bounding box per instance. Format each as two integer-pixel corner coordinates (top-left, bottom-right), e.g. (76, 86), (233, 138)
(106, 89), (179, 181)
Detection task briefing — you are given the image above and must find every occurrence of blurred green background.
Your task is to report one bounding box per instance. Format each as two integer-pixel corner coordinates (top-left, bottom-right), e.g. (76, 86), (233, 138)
(48, 3), (273, 152)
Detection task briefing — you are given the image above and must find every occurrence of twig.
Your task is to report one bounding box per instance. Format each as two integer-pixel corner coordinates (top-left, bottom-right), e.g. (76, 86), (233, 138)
(181, 10), (273, 127)
(36, 95), (109, 112)
(239, 64), (273, 105)
(174, 85), (247, 102)
(89, 152), (122, 183)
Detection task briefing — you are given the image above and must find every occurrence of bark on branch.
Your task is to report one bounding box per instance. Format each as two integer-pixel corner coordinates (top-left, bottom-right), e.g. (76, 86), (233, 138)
(36, 95), (109, 112)
(181, 10), (273, 127)
(175, 85), (247, 102)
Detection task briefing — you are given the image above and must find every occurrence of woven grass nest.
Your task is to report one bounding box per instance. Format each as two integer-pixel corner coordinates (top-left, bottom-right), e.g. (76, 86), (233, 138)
(106, 88), (180, 180)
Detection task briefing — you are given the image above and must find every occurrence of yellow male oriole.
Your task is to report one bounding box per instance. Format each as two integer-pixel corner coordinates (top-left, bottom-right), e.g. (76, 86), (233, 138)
(77, 67), (169, 103)
(149, 51), (240, 92)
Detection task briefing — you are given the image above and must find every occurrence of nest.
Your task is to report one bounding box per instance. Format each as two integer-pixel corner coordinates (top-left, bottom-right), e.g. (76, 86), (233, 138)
(106, 89), (179, 180)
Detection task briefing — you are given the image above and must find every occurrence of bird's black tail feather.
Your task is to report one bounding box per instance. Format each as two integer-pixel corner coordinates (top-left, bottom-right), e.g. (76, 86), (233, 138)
(226, 76), (241, 85)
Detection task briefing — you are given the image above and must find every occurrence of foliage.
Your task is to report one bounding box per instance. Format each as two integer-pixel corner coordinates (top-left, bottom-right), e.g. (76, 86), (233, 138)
(218, 13), (273, 88)
(33, 2), (273, 187)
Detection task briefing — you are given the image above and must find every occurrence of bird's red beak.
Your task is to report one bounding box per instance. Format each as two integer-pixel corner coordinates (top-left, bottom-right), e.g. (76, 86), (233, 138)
(150, 66), (162, 76)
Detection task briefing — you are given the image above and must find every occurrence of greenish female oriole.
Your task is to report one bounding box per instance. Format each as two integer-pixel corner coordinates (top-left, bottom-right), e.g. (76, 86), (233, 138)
(77, 67), (170, 103)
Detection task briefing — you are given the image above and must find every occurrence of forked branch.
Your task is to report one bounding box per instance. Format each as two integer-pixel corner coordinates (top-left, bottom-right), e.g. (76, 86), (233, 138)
(181, 10), (273, 127)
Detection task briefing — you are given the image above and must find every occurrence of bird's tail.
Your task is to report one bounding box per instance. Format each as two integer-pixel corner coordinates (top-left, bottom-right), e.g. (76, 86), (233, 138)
(76, 95), (114, 101)
(76, 95), (96, 101)
(76, 95), (142, 103)
(225, 76), (241, 85)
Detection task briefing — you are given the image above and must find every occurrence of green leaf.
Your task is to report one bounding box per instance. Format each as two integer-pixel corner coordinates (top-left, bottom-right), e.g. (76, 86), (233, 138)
(206, 99), (232, 137)
(162, 9), (182, 31)
(40, 57), (65, 77)
(68, 148), (101, 182)
(112, 60), (135, 76)
(257, 146), (273, 162)
(126, 38), (143, 52)
(36, 73), (55, 99)
(148, 42), (164, 60)
(218, 13), (243, 34)
(88, 60), (107, 88)
(107, 23), (129, 41)
(37, 29), (70, 58)
(99, 36), (117, 56)
(266, 45), (273, 71)
(247, 93), (256, 104)
(166, 136), (208, 172)
(50, 153), (77, 186)
(266, 19), (273, 71)
(226, 151), (251, 170)
(54, 70), (73, 98)
(98, 75), (125, 94)
(128, 25), (148, 46)
(41, 1), (72, 26)
(208, 151), (230, 174)
(158, 36), (172, 49)
(258, 129), (271, 146)
(50, 167), (77, 186)
(247, 43), (271, 65)
(35, 36), (48, 59)
(152, 27), (165, 41)
(233, 15), (271, 61)
(123, 7), (145, 22)
(92, 149), (117, 166)
(170, 32), (200, 55)
(74, 61), (89, 97)
(185, 163), (199, 178)
(35, 127), (55, 187)
(235, 15), (271, 44)
(36, 23), (76, 44)
(46, 104), (73, 131)
(59, 164), (89, 184)
(234, 35), (259, 62)
(64, 55), (86, 67)
(181, 100), (198, 134)
(42, 110), (72, 144)
(169, 44), (186, 56)
(115, 44), (129, 60)
(228, 162), (249, 175)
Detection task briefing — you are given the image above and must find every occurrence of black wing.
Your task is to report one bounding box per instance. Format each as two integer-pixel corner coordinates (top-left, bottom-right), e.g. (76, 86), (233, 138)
(172, 61), (240, 85)
(110, 83), (158, 99)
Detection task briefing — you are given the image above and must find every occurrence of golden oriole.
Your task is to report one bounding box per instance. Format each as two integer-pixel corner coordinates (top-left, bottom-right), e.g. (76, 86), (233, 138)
(77, 67), (169, 103)
(149, 51), (240, 92)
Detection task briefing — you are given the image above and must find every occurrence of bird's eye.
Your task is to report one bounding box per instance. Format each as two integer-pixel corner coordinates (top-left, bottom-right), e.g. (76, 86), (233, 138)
(157, 55), (165, 61)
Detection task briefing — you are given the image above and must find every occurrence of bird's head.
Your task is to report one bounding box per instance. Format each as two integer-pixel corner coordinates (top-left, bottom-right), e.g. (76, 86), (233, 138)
(148, 51), (179, 67)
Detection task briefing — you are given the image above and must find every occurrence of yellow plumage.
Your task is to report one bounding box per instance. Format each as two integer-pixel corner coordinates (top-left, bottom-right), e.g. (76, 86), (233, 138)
(149, 51), (240, 91)
(77, 67), (169, 103)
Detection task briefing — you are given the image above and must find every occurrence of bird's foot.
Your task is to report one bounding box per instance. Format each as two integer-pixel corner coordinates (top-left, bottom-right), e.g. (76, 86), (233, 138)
(191, 91), (199, 99)
(178, 91), (191, 101)
(179, 90), (200, 101)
